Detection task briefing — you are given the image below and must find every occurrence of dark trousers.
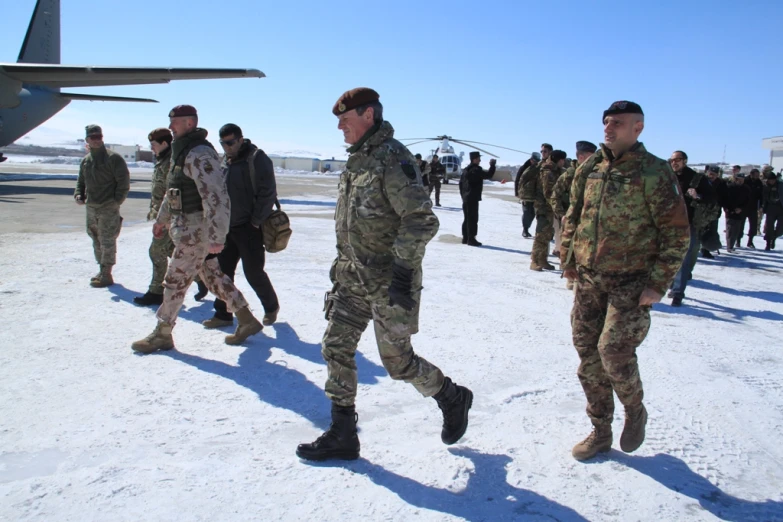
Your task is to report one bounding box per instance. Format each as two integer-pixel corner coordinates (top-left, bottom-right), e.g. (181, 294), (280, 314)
(766, 207), (783, 241)
(747, 210), (759, 241)
(461, 199), (480, 240)
(726, 218), (744, 250)
(214, 223), (279, 319)
(521, 201), (535, 233)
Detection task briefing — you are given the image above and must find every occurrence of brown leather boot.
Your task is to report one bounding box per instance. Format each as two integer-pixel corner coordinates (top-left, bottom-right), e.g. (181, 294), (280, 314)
(262, 306), (280, 326)
(90, 264), (114, 288)
(620, 404), (648, 453)
(225, 307), (263, 345)
(132, 322), (174, 354)
(572, 424), (613, 461)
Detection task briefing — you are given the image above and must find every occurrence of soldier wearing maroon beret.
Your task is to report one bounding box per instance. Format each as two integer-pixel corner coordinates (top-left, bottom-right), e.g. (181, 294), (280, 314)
(132, 105), (264, 353)
(297, 88), (473, 461)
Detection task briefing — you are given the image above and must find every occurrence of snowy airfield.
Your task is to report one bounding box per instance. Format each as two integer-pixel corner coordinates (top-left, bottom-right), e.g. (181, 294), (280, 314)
(1, 164), (782, 521)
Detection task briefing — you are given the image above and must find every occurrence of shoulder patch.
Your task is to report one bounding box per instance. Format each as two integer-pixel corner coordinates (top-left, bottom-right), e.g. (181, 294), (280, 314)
(400, 161), (417, 180)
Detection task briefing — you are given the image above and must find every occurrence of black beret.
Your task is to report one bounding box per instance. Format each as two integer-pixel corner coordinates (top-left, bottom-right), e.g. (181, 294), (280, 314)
(550, 150), (567, 162)
(603, 101), (643, 122)
(169, 105), (198, 118)
(732, 165), (741, 169)
(333, 87), (380, 116)
(765, 171), (777, 180)
(85, 124), (102, 137)
(575, 140), (597, 154)
(148, 127), (172, 143)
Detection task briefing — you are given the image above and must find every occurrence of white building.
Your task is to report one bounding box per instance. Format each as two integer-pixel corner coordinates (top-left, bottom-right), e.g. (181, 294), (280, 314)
(762, 136), (783, 172)
(283, 157), (320, 172)
(107, 144), (139, 162)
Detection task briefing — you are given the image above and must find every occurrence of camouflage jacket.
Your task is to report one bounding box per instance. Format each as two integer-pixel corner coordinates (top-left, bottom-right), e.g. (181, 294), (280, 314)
(75, 146), (130, 207)
(534, 160), (562, 215)
(561, 142), (689, 295)
(149, 147), (172, 220)
(551, 165), (576, 219)
(519, 163), (540, 202)
(156, 129), (230, 245)
(333, 121), (438, 289)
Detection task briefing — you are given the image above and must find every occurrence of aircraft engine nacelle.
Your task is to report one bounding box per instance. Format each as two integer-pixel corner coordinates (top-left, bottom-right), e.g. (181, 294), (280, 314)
(0, 71), (24, 108)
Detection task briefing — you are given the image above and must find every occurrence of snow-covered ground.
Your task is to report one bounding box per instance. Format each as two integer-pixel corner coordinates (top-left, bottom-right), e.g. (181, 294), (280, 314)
(1, 186), (782, 521)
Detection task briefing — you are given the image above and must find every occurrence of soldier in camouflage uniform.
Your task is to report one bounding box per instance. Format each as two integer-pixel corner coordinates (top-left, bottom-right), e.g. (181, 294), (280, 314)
(134, 128), (174, 306)
(132, 105), (263, 354)
(296, 88), (472, 462)
(551, 141), (597, 288)
(561, 101), (689, 461)
(530, 149), (566, 271)
(74, 125), (130, 288)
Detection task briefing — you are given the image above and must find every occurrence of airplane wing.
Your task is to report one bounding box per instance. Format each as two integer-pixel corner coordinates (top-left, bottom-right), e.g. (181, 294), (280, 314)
(0, 64), (264, 88)
(59, 93), (158, 103)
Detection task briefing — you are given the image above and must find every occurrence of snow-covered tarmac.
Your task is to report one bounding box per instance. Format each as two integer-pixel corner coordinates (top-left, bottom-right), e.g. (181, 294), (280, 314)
(1, 165), (781, 521)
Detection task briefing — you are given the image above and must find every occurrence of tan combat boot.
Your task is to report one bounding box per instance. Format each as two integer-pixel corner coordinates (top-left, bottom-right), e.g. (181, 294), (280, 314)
(572, 424), (613, 461)
(132, 322), (174, 354)
(530, 262), (543, 271)
(90, 264), (114, 288)
(262, 306), (280, 326)
(620, 404), (648, 453)
(225, 307), (263, 345)
(202, 316), (233, 329)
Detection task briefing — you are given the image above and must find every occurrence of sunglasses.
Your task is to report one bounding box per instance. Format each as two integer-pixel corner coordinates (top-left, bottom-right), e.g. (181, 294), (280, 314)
(668, 158), (684, 163)
(220, 138), (239, 147)
(87, 135), (103, 140)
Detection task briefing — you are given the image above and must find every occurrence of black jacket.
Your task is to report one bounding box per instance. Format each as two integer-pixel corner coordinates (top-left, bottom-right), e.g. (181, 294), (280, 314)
(460, 163), (496, 202)
(223, 140), (276, 228)
(745, 177), (764, 211)
(675, 166), (716, 224)
(724, 182), (751, 220)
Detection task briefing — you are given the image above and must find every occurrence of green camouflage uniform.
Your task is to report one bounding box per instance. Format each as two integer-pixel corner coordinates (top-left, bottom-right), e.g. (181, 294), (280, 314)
(155, 129), (250, 326)
(551, 165), (576, 220)
(531, 160), (562, 265)
(146, 148), (174, 295)
(323, 121), (444, 407)
(75, 146), (130, 267)
(561, 142), (689, 426)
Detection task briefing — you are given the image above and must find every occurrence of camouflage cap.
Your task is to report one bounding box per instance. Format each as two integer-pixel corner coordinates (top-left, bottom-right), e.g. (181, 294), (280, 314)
(169, 105), (197, 118)
(85, 124), (102, 137)
(148, 127), (172, 143)
(762, 165), (774, 173)
(332, 87), (380, 116)
(602, 101), (643, 122)
(575, 140), (597, 154)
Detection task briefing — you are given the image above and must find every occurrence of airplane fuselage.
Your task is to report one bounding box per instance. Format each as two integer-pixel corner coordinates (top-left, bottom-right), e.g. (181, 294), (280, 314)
(0, 81), (69, 147)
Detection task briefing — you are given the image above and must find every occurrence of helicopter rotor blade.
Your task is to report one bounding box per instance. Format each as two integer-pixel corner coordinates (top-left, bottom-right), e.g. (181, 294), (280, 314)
(449, 140), (499, 158)
(453, 139), (531, 155)
(402, 140), (437, 147)
(399, 138), (439, 141)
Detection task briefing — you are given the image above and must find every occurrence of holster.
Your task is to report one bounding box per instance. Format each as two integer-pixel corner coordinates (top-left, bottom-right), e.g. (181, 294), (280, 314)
(167, 188), (182, 214)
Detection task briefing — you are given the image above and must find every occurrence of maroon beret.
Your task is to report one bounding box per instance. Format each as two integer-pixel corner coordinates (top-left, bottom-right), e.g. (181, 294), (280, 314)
(332, 88), (380, 116)
(148, 127), (172, 143)
(169, 105), (198, 118)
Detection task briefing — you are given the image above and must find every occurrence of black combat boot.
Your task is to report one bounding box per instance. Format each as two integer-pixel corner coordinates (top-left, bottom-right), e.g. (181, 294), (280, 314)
(194, 280), (209, 301)
(296, 404), (360, 461)
(765, 240), (772, 251)
(133, 292), (164, 307)
(433, 377), (473, 445)
(701, 248), (714, 259)
(747, 239), (756, 249)
(467, 237), (482, 247)
(671, 296), (683, 307)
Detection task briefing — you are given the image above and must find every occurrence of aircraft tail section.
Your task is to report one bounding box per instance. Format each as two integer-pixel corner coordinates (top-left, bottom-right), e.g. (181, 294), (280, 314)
(17, 0), (60, 65)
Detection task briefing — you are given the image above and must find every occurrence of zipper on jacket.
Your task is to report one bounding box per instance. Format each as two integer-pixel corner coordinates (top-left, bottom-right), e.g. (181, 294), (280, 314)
(589, 161), (611, 268)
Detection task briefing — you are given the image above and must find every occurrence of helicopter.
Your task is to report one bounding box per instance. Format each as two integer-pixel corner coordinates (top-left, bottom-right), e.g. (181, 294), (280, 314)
(399, 135), (530, 183)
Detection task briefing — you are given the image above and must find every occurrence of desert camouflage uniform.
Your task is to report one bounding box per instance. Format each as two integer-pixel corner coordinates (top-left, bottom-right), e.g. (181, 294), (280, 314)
(561, 142), (689, 426)
(146, 147), (174, 294)
(530, 159), (562, 266)
(155, 128), (249, 326)
(75, 146), (130, 266)
(323, 121), (444, 407)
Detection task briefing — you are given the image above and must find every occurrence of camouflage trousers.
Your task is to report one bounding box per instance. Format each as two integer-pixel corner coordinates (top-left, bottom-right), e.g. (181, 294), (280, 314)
(571, 268), (650, 426)
(86, 203), (122, 266)
(156, 239), (249, 326)
(147, 234), (174, 294)
(322, 261), (445, 407)
(531, 212), (554, 265)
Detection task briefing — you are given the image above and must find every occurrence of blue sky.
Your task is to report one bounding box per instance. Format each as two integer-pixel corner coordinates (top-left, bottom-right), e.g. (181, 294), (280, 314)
(2, 0), (782, 165)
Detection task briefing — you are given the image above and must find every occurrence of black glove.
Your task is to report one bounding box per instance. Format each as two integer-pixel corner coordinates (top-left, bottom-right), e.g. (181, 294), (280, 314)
(388, 264), (417, 311)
